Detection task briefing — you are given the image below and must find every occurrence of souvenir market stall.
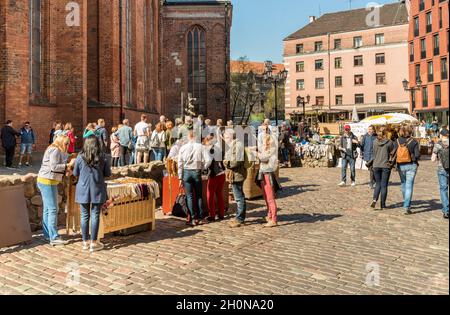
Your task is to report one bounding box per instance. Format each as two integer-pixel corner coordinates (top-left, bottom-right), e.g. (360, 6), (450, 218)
(66, 177), (158, 240)
(293, 137), (338, 168)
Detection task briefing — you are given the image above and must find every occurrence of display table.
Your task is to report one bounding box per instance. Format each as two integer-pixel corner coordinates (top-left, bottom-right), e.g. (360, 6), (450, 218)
(66, 177), (157, 240)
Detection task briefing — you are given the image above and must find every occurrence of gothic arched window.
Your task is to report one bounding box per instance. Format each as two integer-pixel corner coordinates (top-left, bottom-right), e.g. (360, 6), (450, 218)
(29, 0), (41, 94)
(187, 26), (207, 115)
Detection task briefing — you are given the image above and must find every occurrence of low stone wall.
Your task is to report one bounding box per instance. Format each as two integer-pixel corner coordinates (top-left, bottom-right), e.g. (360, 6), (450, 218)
(0, 161), (166, 232)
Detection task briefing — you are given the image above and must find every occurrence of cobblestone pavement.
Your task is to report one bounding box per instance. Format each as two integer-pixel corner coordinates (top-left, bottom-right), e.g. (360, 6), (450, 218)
(0, 160), (448, 295)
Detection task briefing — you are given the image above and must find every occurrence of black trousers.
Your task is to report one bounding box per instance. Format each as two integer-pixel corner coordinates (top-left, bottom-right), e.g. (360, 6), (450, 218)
(119, 146), (129, 166)
(3, 146), (15, 167)
(373, 167), (391, 208)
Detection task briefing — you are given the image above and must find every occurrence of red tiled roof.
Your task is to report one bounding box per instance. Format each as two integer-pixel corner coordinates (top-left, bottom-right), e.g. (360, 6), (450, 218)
(231, 60), (285, 75)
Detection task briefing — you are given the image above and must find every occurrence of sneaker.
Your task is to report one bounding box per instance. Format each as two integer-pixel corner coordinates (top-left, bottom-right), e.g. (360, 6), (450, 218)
(338, 182), (346, 187)
(263, 221), (278, 228)
(50, 237), (68, 246)
(265, 216), (270, 223)
(89, 242), (104, 253)
(404, 208), (412, 215)
(444, 213), (449, 219)
(351, 182), (356, 187)
(25, 162), (30, 167)
(370, 200), (377, 209)
(186, 221), (196, 227)
(228, 221), (242, 228)
(82, 242), (90, 251)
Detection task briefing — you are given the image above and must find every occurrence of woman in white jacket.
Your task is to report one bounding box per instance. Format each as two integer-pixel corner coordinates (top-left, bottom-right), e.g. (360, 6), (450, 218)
(150, 123), (167, 161)
(257, 134), (281, 228)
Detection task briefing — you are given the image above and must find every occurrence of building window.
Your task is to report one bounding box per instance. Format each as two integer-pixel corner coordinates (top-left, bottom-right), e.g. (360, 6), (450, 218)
(375, 53), (385, 64)
(355, 94), (364, 104)
(409, 42), (414, 62)
(125, 0), (133, 105)
(316, 96), (325, 106)
(354, 74), (364, 86)
(375, 34), (384, 45)
(419, 0), (425, 11)
(441, 57), (448, 80)
(376, 73), (386, 85)
(314, 41), (323, 52)
(415, 64), (421, 83)
(420, 38), (426, 59)
(296, 61), (305, 72)
(433, 34), (440, 56)
(426, 12), (432, 33)
(335, 76), (343, 87)
(334, 39), (341, 50)
(422, 87), (428, 107)
(30, 0), (41, 94)
(428, 61), (434, 82)
(296, 43), (304, 54)
(334, 57), (342, 69)
(353, 36), (363, 48)
(315, 78), (324, 89)
(376, 93), (387, 104)
(335, 95), (343, 105)
(435, 85), (441, 106)
(439, 7), (443, 28)
(411, 90), (416, 111)
(296, 79), (305, 90)
(315, 59), (324, 70)
(414, 17), (419, 36)
(187, 26), (207, 115)
(354, 55), (363, 66)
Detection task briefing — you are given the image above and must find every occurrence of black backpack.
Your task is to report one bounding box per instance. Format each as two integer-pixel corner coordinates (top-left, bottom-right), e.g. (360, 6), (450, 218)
(438, 141), (449, 171)
(172, 193), (190, 220)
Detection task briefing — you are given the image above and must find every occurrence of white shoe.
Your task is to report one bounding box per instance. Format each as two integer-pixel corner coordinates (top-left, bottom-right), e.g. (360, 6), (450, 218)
(90, 242), (104, 253)
(82, 242), (90, 251)
(338, 182), (346, 187)
(351, 182), (356, 187)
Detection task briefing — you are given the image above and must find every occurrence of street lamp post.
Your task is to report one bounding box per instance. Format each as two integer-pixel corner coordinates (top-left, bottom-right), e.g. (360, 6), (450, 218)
(263, 61), (288, 126)
(402, 78), (422, 113)
(296, 94), (311, 119)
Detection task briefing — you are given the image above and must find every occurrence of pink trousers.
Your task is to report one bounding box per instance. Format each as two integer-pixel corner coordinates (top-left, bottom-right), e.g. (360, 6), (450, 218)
(262, 174), (278, 223)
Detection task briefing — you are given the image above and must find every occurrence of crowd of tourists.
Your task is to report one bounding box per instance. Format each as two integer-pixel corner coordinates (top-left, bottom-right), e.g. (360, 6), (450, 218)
(1, 115), (448, 253)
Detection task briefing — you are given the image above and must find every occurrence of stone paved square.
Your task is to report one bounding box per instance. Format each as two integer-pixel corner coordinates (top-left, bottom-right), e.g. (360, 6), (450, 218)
(0, 160), (448, 295)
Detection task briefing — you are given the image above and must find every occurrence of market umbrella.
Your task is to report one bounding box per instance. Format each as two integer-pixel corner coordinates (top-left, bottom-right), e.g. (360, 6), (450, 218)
(351, 106), (359, 122)
(361, 113), (419, 125)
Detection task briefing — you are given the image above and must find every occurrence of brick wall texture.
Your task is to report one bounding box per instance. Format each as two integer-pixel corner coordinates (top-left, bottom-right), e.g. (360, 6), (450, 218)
(0, 0), (232, 152)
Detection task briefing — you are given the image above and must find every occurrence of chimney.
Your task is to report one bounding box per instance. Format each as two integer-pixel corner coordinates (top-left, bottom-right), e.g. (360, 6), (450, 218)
(309, 16), (316, 23)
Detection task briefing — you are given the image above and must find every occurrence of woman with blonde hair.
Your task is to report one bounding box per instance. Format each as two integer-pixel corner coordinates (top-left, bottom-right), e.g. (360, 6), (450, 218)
(110, 126), (120, 167)
(150, 122), (167, 161)
(37, 135), (75, 246)
(256, 134), (281, 227)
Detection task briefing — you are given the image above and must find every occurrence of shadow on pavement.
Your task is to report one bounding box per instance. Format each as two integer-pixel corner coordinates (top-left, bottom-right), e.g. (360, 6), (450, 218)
(388, 199), (443, 214)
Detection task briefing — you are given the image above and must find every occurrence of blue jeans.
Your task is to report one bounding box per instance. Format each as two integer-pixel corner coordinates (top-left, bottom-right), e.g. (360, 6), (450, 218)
(341, 156), (356, 182)
(373, 168), (391, 208)
(398, 163), (418, 210)
(281, 148), (289, 163)
(80, 203), (102, 241)
(152, 148), (166, 162)
(37, 182), (59, 241)
(232, 182), (247, 223)
(183, 170), (204, 221)
(438, 168), (449, 215)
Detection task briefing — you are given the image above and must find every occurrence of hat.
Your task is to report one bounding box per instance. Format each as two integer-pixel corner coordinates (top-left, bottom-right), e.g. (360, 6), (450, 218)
(344, 125), (351, 131)
(441, 129), (449, 137)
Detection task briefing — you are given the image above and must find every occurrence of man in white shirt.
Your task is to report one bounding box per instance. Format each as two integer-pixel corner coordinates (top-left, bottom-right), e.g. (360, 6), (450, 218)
(134, 114), (151, 164)
(178, 129), (210, 226)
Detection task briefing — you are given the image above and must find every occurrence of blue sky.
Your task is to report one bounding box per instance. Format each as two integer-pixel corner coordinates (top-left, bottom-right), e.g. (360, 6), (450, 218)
(231, 0), (397, 63)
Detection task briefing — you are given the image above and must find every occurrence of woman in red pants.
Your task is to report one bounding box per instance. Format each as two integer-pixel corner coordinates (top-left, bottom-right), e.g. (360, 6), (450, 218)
(204, 135), (226, 222)
(257, 134), (281, 227)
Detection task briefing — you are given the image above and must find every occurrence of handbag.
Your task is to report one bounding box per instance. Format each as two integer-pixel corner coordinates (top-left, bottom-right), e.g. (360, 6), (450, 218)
(172, 193), (190, 220)
(365, 159), (374, 169)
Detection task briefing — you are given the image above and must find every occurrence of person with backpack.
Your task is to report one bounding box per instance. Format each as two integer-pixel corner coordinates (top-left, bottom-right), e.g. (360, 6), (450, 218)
(73, 135), (112, 252)
(370, 127), (395, 210)
(394, 125), (421, 215)
(223, 128), (248, 228)
(338, 125), (360, 187)
(150, 123), (167, 162)
(432, 128), (449, 219)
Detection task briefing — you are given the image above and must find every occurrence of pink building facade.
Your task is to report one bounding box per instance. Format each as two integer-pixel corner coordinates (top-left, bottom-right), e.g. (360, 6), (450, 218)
(283, 2), (411, 122)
